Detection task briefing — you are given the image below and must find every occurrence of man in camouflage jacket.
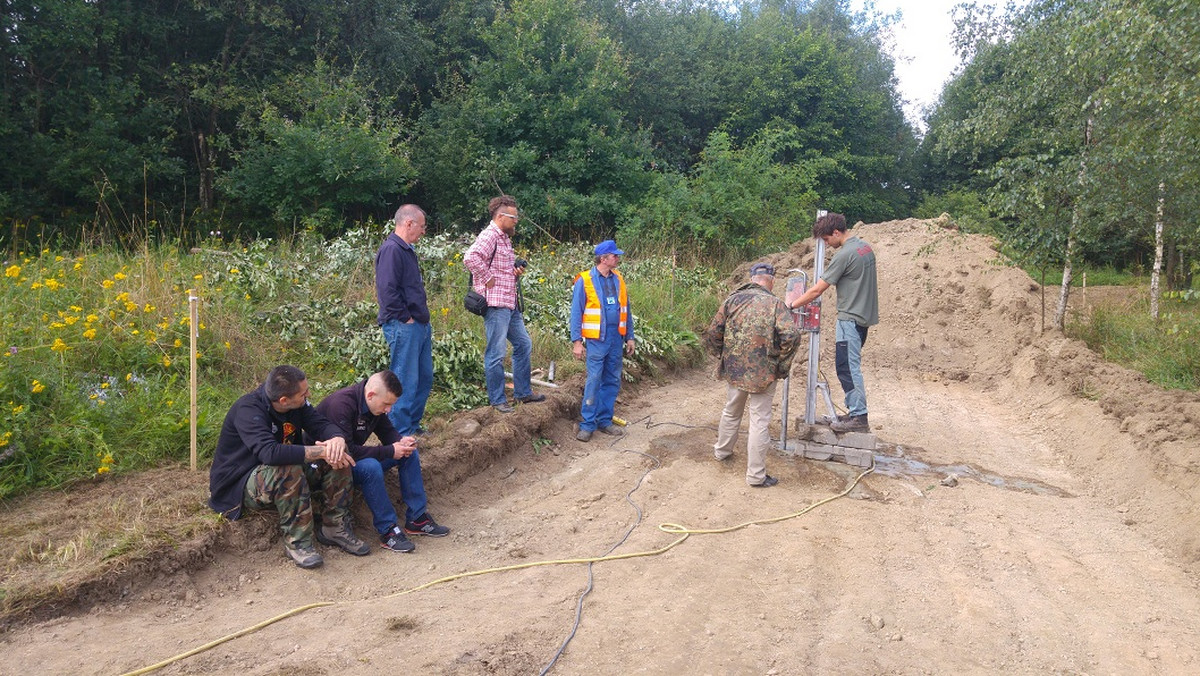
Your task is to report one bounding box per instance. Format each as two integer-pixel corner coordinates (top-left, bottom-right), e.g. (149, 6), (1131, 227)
(704, 262), (802, 487)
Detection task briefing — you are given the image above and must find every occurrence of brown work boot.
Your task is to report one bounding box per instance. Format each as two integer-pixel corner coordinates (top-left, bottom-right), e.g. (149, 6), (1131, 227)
(284, 543), (324, 569)
(316, 522), (371, 556)
(830, 414), (869, 433)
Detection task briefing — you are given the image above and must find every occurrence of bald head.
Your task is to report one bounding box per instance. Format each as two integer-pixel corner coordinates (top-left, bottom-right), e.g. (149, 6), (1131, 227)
(393, 204), (427, 244)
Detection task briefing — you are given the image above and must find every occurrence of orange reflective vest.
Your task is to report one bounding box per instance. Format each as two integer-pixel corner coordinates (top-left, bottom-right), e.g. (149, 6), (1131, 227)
(578, 268), (628, 339)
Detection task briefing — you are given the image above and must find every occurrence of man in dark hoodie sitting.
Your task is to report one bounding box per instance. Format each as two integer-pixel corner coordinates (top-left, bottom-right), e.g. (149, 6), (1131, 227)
(208, 365), (369, 569)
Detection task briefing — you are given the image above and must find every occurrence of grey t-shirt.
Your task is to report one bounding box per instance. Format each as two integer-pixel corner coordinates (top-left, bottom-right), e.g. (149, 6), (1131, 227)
(821, 235), (878, 327)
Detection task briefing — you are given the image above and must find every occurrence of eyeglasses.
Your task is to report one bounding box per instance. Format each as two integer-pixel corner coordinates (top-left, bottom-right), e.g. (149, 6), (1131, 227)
(499, 212), (519, 221)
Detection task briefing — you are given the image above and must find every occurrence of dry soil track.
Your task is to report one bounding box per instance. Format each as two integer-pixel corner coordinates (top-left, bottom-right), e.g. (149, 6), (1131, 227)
(4, 218), (1200, 675)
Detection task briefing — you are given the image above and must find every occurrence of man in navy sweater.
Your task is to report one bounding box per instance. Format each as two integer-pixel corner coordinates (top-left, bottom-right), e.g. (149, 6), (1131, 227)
(208, 365), (370, 569)
(375, 204), (434, 436)
(314, 371), (449, 553)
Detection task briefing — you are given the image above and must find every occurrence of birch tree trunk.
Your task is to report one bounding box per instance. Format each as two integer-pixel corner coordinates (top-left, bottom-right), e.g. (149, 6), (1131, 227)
(1151, 178), (1165, 321)
(1053, 109), (1096, 331)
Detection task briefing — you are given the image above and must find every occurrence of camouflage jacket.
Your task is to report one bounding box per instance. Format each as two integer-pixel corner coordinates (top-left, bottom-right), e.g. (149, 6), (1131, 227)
(704, 282), (802, 393)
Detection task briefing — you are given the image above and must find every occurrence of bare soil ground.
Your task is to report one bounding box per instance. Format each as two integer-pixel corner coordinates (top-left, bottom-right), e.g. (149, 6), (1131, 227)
(4, 217), (1200, 675)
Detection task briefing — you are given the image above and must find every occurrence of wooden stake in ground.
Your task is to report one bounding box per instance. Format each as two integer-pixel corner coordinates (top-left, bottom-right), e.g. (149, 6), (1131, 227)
(189, 291), (199, 471)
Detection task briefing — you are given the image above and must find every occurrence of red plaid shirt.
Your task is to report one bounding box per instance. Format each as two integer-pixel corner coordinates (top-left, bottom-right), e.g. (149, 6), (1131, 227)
(464, 222), (519, 310)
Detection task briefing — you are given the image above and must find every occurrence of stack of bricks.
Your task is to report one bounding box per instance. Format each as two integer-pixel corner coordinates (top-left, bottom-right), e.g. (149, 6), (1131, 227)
(785, 423), (876, 468)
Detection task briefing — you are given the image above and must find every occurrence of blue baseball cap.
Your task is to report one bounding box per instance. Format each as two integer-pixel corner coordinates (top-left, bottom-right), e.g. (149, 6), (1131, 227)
(594, 240), (625, 256)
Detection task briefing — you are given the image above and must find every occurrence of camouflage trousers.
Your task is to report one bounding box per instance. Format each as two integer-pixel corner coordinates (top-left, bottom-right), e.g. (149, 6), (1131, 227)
(242, 462), (353, 549)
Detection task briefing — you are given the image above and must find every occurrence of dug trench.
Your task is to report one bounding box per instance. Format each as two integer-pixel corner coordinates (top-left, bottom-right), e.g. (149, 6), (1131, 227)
(4, 217), (1200, 675)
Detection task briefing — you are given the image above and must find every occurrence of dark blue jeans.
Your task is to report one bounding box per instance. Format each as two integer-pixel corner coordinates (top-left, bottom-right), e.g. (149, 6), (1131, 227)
(351, 450), (429, 535)
(381, 319), (434, 435)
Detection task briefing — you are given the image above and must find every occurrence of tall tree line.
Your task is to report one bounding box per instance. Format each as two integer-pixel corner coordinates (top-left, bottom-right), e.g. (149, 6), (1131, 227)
(0, 0), (915, 248)
(918, 0), (1200, 324)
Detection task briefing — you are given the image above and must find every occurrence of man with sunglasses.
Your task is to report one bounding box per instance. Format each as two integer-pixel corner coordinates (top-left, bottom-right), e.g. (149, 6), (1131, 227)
(570, 240), (636, 441)
(463, 195), (545, 413)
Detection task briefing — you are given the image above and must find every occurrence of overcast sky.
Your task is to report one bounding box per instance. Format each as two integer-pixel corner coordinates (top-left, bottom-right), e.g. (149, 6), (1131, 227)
(856, 0), (1026, 130)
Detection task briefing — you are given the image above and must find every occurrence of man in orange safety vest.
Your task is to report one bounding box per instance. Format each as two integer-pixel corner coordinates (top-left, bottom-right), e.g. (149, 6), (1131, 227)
(569, 240), (636, 442)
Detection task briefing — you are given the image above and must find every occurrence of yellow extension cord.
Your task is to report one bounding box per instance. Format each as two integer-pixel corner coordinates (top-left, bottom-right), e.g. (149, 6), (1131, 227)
(121, 463), (874, 676)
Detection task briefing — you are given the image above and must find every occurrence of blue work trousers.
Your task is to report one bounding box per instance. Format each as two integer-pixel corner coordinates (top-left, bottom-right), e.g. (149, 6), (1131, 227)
(580, 328), (624, 432)
(351, 450), (429, 535)
(381, 319), (434, 436)
(483, 307), (533, 405)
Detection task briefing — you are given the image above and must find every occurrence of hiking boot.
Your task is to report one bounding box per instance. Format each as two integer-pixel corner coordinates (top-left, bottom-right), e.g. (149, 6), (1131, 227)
(380, 525), (416, 553)
(830, 414), (869, 433)
(517, 393), (546, 403)
(284, 544), (324, 569)
(316, 522), (371, 556)
(576, 429), (593, 442)
(597, 425), (625, 437)
(404, 513), (450, 537)
(751, 475), (779, 488)
(493, 403), (515, 414)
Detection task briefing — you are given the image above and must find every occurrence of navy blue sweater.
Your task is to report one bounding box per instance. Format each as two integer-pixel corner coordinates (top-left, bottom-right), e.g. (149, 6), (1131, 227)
(375, 233), (430, 325)
(310, 379), (401, 462)
(208, 386), (347, 520)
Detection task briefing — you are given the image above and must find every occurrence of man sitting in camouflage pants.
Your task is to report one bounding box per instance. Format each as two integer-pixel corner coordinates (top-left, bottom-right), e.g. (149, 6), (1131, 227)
(208, 365), (370, 568)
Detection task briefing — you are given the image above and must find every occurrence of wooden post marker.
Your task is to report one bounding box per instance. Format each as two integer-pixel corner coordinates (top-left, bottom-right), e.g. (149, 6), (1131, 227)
(189, 290), (199, 471)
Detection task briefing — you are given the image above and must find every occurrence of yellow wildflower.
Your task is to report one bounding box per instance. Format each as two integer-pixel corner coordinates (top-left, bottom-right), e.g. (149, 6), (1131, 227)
(441, 307), (450, 316)
(124, 301), (137, 312)
(101, 382), (110, 389)
(174, 338), (182, 348)
(73, 261), (82, 271)
(31, 380), (45, 393)
(114, 272), (126, 280)
(5, 265), (20, 278)
(51, 338), (70, 352)
(162, 355), (172, 367)
(97, 465), (111, 474)
(49, 322), (65, 329)
(224, 341), (231, 349)
(44, 278), (61, 290)
(229, 268), (240, 274)
(11, 404), (24, 415)
(83, 328), (97, 340)
(64, 316), (78, 325)
(55, 255), (64, 262)
(193, 274), (202, 280)
(101, 279), (114, 289)
(30, 281), (43, 289)
(70, 305), (82, 312)
(116, 292), (129, 302)
(143, 303), (155, 313)
(125, 373), (132, 381)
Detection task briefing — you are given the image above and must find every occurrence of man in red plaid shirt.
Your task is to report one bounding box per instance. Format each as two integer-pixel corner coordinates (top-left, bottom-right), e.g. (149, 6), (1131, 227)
(463, 195), (546, 413)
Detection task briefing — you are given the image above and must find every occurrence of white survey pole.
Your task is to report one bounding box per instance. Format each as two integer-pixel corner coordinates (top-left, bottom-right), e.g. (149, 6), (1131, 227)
(189, 290), (199, 471)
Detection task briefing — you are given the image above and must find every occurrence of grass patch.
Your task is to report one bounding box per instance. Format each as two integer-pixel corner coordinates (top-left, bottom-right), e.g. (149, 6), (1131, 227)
(1068, 294), (1200, 391)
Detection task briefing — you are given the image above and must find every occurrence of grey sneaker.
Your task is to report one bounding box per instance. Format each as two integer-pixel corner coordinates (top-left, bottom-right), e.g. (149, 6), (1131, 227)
(597, 425), (625, 437)
(830, 414), (869, 433)
(404, 513), (450, 537)
(284, 544), (324, 569)
(380, 525), (415, 553)
(493, 403), (515, 414)
(316, 522), (371, 556)
(576, 429), (593, 442)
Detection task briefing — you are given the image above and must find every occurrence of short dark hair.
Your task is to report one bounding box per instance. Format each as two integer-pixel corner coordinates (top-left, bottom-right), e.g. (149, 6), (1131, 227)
(488, 195), (518, 219)
(377, 370), (403, 397)
(812, 212), (847, 238)
(265, 365), (306, 401)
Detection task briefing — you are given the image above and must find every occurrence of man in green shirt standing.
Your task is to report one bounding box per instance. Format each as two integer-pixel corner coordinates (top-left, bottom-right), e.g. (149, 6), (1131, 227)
(789, 212), (879, 432)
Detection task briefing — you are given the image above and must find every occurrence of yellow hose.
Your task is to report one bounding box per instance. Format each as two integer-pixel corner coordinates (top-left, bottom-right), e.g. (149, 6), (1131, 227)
(120, 463), (873, 675)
